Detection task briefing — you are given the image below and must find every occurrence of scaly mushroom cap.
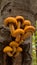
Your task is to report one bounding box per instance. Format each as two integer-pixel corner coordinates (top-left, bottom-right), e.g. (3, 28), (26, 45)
(23, 20), (31, 26)
(4, 17), (17, 26)
(24, 26), (35, 34)
(16, 16), (24, 23)
(3, 46), (13, 53)
(9, 41), (19, 47)
(13, 29), (24, 37)
(16, 47), (23, 52)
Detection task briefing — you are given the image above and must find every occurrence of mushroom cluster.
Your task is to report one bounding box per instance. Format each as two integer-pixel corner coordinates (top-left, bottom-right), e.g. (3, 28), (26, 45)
(3, 16), (35, 57)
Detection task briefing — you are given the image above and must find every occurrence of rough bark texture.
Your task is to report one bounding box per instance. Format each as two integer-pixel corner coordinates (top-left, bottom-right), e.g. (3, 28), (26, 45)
(0, 26), (32, 65)
(0, 0), (37, 65)
(0, 0), (37, 25)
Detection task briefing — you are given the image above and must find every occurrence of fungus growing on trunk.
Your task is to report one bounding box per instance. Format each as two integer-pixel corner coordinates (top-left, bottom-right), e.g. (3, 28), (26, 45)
(3, 46), (13, 57)
(4, 17), (17, 37)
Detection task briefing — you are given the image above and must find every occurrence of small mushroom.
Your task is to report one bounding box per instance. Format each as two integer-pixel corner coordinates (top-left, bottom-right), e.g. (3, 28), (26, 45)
(3, 46), (13, 57)
(4, 17), (17, 37)
(24, 26), (35, 34)
(9, 41), (19, 54)
(13, 29), (24, 43)
(15, 16), (24, 43)
(16, 16), (24, 28)
(9, 41), (19, 47)
(13, 29), (24, 36)
(17, 47), (23, 52)
(22, 20), (31, 29)
(21, 26), (35, 40)
(14, 47), (22, 57)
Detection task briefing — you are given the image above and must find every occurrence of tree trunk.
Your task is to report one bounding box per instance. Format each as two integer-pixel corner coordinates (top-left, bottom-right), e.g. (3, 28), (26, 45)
(0, 0), (37, 65)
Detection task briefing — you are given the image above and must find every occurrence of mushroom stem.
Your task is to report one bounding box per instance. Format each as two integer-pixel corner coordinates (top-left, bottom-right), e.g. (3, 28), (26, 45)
(16, 21), (21, 42)
(15, 35), (21, 43)
(17, 22), (21, 29)
(14, 47), (23, 57)
(7, 52), (13, 57)
(9, 24), (15, 36)
(14, 52), (20, 57)
(13, 29), (24, 43)
(12, 46), (16, 55)
(19, 40), (24, 44)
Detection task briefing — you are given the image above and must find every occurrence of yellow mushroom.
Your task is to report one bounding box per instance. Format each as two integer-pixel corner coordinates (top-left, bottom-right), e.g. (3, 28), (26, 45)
(16, 47), (23, 52)
(13, 29), (24, 43)
(16, 16), (24, 28)
(13, 29), (24, 37)
(15, 16), (24, 43)
(14, 47), (22, 57)
(4, 17), (17, 37)
(23, 20), (31, 26)
(21, 26), (35, 40)
(3, 46), (13, 57)
(24, 26), (35, 34)
(9, 41), (19, 55)
(9, 41), (19, 47)
(22, 20), (31, 29)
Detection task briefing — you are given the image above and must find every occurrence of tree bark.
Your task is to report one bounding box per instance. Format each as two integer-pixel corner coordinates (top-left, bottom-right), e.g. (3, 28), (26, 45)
(0, 0), (37, 65)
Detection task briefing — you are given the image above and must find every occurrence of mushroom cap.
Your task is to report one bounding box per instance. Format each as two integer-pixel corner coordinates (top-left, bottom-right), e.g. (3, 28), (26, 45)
(9, 41), (19, 47)
(16, 47), (23, 52)
(4, 17), (17, 26)
(16, 16), (24, 23)
(3, 46), (13, 53)
(23, 20), (31, 26)
(24, 26), (35, 34)
(13, 29), (24, 37)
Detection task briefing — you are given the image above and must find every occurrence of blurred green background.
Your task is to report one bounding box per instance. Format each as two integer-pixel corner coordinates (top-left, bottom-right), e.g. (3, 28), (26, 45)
(32, 21), (37, 65)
